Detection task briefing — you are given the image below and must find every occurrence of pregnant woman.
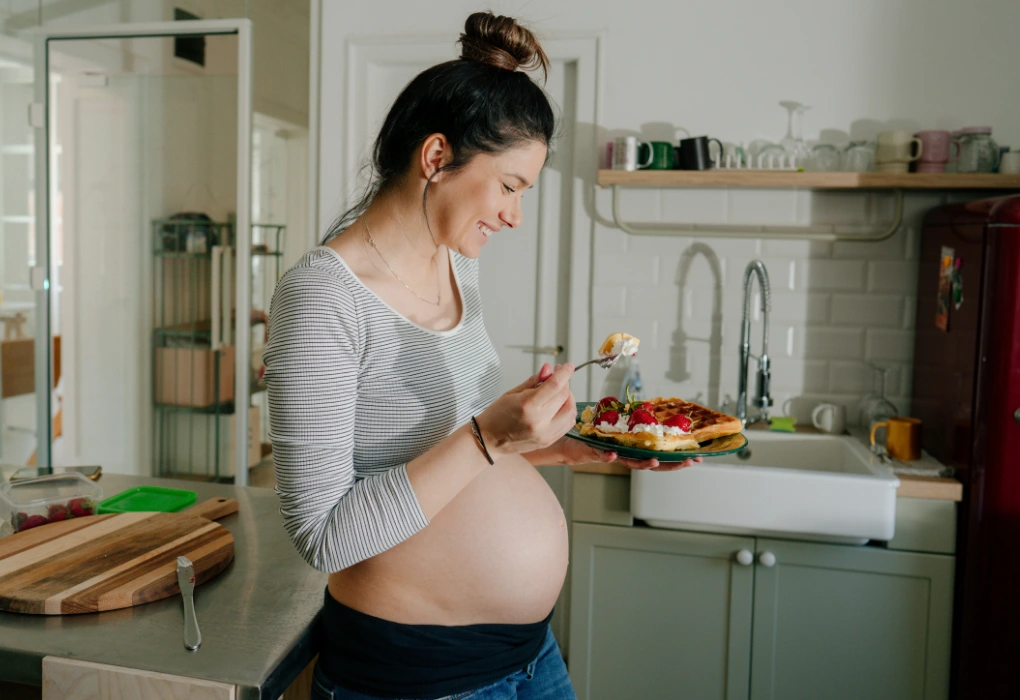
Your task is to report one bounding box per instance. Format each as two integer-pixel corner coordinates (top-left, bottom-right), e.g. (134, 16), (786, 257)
(265, 12), (696, 700)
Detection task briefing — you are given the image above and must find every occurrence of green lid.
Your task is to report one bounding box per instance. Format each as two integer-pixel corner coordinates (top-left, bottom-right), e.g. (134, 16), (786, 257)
(97, 486), (197, 514)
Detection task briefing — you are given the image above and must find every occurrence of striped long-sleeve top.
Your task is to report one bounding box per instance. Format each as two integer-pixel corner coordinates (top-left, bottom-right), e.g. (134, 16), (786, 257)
(263, 246), (502, 573)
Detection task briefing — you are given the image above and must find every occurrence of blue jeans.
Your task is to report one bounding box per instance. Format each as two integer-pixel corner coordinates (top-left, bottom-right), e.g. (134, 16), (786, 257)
(310, 625), (577, 700)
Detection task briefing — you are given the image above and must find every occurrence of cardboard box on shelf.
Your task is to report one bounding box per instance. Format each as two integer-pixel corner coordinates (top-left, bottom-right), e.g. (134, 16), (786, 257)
(1, 336), (61, 399)
(155, 346), (234, 408)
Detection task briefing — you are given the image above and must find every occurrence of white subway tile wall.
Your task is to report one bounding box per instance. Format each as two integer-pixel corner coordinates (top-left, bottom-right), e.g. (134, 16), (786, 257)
(588, 189), (945, 425)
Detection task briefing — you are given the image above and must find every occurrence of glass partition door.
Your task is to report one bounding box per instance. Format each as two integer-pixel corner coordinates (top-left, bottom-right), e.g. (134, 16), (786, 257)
(33, 20), (253, 484)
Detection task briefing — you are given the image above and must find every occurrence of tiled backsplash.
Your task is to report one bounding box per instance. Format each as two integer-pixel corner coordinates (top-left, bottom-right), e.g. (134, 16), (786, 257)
(590, 187), (959, 426)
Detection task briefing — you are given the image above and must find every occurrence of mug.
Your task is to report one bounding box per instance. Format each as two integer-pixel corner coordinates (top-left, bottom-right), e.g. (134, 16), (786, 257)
(999, 151), (1020, 174)
(914, 130), (961, 174)
(612, 137), (654, 171)
(676, 135), (724, 170)
(870, 416), (922, 461)
(875, 131), (923, 173)
(811, 403), (846, 434)
(644, 141), (674, 170)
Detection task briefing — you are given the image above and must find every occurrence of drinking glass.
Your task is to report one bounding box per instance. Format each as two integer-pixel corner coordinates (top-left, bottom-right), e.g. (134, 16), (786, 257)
(805, 144), (842, 172)
(842, 141), (875, 172)
(778, 101), (811, 167)
(756, 143), (790, 169)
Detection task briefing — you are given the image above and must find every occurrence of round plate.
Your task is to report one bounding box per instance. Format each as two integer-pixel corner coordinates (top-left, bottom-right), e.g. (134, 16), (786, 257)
(567, 402), (748, 461)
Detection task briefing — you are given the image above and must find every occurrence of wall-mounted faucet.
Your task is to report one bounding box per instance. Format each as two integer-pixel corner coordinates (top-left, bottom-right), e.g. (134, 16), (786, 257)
(736, 260), (773, 427)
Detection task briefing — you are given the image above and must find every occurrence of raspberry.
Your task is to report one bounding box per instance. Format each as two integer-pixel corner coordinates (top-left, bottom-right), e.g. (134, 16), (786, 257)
(595, 410), (620, 427)
(664, 414), (693, 432)
(628, 409), (659, 430)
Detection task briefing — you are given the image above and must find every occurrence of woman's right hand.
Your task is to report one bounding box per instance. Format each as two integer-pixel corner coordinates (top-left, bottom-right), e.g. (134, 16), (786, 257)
(476, 362), (577, 456)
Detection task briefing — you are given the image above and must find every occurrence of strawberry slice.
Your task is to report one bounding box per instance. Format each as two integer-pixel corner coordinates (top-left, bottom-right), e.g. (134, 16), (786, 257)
(664, 414), (693, 432)
(628, 409), (659, 431)
(595, 409), (620, 427)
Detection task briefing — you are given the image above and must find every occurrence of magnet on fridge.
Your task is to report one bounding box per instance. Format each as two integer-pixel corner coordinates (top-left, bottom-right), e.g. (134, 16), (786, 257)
(935, 246), (954, 332)
(951, 257), (964, 310)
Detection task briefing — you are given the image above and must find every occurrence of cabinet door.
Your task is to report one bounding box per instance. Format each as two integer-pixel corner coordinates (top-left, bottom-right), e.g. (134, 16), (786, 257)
(569, 523), (755, 700)
(750, 539), (954, 700)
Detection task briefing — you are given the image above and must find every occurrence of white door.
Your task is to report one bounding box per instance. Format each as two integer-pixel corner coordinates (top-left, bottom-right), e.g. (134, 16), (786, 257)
(345, 40), (595, 393)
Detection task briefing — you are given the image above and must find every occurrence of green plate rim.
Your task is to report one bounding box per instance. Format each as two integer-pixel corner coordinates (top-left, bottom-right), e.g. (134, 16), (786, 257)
(568, 401), (748, 461)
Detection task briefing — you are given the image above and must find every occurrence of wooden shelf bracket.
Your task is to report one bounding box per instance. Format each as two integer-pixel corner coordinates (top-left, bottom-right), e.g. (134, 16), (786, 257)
(606, 184), (905, 242)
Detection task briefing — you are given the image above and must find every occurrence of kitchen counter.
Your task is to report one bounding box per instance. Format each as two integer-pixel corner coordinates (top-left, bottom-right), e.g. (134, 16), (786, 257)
(0, 473), (327, 699)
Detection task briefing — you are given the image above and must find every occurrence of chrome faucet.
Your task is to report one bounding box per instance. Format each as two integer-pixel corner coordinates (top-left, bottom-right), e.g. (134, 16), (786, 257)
(736, 261), (773, 427)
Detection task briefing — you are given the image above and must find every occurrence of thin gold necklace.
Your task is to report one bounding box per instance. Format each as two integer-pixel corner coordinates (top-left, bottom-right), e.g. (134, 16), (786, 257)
(364, 219), (442, 307)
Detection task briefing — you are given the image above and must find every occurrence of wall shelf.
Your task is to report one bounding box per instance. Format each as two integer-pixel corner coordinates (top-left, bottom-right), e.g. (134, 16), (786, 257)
(598, 170), (1020, 190)
(595, 170), (1020, 241)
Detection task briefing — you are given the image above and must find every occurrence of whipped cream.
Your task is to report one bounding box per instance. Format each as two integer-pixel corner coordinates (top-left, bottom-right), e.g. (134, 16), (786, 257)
(662, 425), (691, 436)
(605, 337), (639, 358)
(592, 414), (691, 436)
(594, 415), (631, 434)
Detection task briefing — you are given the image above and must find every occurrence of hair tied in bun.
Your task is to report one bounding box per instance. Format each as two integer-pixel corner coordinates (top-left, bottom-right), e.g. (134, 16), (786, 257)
(459, 11), (549, 82)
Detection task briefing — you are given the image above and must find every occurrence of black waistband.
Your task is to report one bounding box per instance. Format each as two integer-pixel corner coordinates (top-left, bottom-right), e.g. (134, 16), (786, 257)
(317, 589), (553, 699)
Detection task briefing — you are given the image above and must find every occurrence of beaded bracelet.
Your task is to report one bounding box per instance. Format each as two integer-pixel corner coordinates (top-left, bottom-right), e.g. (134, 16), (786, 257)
(470, 416), (495, 465)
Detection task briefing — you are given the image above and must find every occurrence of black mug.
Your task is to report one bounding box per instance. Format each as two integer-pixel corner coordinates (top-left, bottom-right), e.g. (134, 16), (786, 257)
(675, 136), (724, 170)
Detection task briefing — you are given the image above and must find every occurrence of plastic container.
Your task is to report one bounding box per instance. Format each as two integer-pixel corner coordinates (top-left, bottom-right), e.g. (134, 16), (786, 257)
(0, 473), (103, 535)
(97, 486), (196, 514)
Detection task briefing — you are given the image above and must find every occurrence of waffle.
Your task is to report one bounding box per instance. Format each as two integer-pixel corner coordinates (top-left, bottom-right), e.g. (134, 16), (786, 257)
(577, 397), (742, 452)
(645, 398), (743, 443)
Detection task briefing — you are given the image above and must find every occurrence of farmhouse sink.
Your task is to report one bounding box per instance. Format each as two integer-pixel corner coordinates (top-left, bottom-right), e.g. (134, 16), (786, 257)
(630, 431), (900, 544)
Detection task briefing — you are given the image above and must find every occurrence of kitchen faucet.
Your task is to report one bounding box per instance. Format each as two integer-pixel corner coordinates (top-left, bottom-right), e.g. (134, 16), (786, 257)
(736, 260), (773, 427)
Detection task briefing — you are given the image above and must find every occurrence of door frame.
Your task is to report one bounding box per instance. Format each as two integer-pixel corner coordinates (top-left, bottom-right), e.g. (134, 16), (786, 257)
(30, 20), (254, 482)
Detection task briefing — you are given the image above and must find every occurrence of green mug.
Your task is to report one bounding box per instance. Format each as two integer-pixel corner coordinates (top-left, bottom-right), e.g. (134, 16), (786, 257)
(641, 141), (674, 170)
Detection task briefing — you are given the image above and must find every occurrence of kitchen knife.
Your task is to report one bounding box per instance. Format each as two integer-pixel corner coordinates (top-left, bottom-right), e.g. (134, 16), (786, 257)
(177, 555), (202, 650)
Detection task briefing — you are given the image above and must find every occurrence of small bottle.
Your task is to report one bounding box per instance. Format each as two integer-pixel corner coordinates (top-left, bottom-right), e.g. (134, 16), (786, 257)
(621, 356), (644, 400)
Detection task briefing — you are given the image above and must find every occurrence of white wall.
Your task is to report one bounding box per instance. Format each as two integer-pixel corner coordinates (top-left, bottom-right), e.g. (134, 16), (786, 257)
(312, 0), (1020, 423)
(316, 0), (1020, 218)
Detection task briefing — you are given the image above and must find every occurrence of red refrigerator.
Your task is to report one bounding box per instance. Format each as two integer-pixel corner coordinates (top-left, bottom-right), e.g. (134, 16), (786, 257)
(911, 195), (1020, 699)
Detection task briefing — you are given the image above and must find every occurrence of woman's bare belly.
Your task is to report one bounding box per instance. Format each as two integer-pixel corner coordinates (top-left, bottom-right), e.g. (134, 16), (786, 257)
(328, 454), (568, 626)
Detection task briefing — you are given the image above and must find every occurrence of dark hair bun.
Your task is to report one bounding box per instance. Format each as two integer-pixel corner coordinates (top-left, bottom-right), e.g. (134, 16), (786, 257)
(459, 11), (549, 81)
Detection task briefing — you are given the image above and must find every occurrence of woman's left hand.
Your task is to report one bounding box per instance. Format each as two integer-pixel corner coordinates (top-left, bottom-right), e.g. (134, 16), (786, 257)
(552, 436), (701, 471)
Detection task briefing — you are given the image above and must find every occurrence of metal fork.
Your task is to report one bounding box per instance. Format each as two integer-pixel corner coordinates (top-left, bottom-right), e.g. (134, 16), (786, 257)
(575, 354), (622, 371)
(535, 354), (620, 387)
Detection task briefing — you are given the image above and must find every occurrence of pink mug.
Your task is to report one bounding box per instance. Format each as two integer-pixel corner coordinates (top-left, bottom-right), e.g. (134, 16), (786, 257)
(915, 130), (962, 173)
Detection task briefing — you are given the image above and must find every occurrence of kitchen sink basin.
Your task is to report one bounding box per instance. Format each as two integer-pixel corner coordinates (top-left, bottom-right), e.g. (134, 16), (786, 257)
(630, 431), (900, 544)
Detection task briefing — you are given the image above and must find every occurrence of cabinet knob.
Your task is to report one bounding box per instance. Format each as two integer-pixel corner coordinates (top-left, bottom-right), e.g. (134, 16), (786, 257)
(735, 549), (754, 566)
(1014, 408), (1020, 424)
(758, 551), (777, 567)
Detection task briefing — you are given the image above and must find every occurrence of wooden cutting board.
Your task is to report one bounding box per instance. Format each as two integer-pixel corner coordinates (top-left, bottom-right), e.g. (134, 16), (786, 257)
(0, 496), (238, 615)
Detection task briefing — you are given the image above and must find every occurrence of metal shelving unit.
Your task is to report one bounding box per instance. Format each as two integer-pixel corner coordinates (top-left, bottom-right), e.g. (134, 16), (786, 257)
(151, 217), (284, 481)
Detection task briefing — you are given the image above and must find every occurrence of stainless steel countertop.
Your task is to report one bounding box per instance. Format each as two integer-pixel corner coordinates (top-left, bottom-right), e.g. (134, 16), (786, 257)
(0, 473), (327, 700)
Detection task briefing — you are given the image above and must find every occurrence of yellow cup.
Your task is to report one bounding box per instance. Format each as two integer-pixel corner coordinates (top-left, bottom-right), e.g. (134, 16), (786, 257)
(870, 416), (922, 461)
